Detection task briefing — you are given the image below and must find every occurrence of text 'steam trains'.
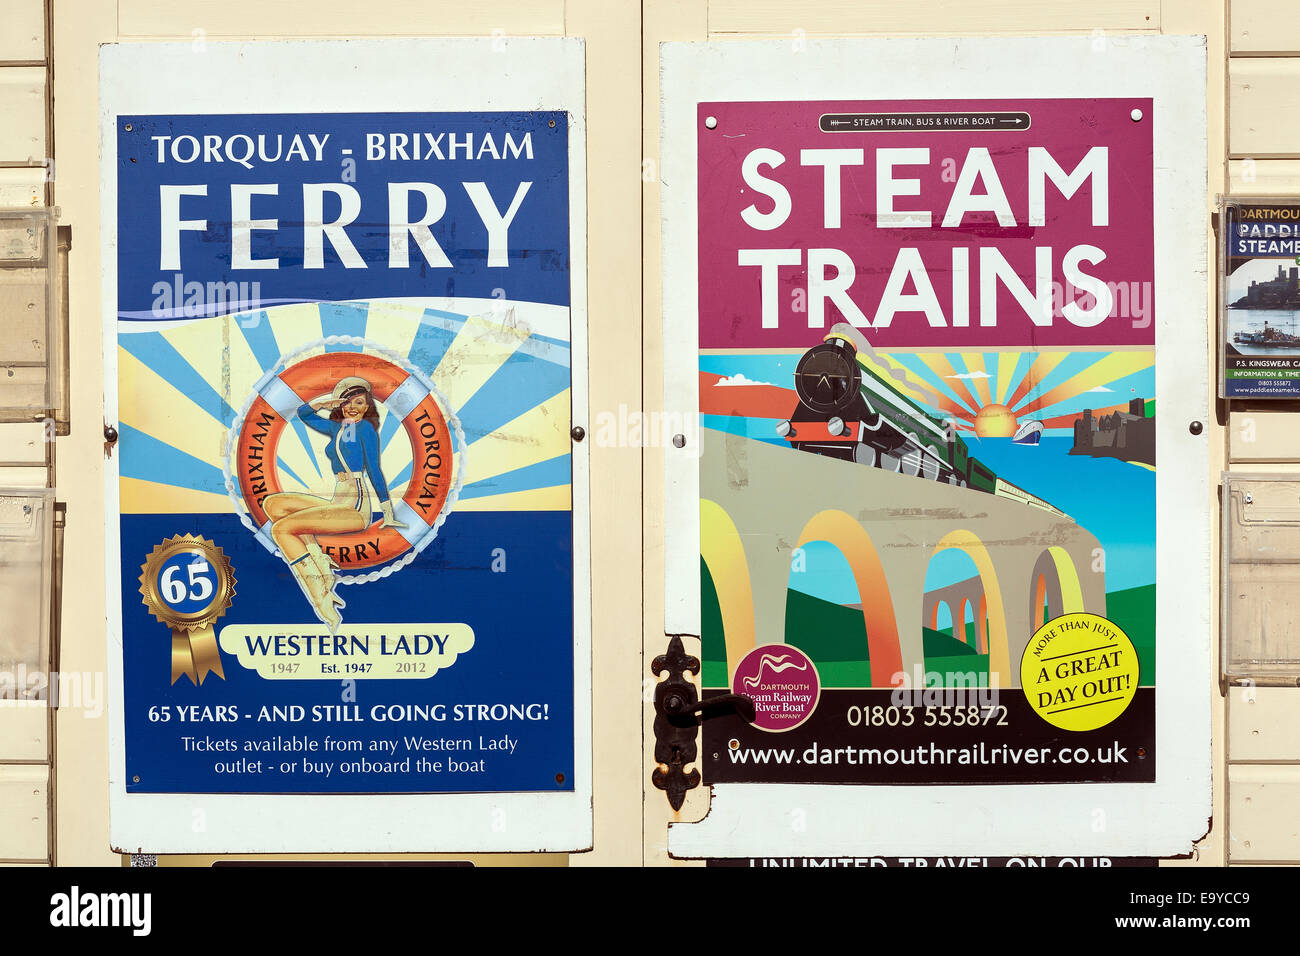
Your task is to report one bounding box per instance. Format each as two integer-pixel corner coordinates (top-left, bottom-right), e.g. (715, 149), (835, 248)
(776, 324), (1067, 518)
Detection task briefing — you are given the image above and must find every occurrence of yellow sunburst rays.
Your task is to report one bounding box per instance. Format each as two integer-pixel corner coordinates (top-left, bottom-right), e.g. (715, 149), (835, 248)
(431, 313), (532, 410)
(357, 299), (427, 361)
(879, 356), (979, 426)
(993, 352), (1019, 406)
(887, 354), (979, 427)
(455, 386), (572, 511)
(220, 302), (341, 496)
(118, 348), (235, 514)
(870, 354), (945, 407)
(1012, 352), (1153, 417)
(456, 485), (572, 512)
(460, 389), (571, 486)
(238, 303), (341, 496)
(909, 353), (982, 417)
(958, 353), (994, 407)
(119, 308), (291, 513)
(378, 310), (553, 506)
(378, 388), (574, 511)
(1003, 352), (1072, 411)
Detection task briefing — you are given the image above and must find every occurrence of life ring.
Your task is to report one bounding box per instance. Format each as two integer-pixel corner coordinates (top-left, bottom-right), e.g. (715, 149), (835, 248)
(229, 347), (462, 580)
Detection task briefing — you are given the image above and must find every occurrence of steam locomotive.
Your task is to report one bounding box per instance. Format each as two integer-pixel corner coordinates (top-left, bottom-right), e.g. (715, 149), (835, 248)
(776, 324), (1066, 518)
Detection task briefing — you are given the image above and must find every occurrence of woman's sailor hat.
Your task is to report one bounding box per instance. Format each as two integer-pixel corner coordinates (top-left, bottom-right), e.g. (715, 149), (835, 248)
(331, 376), (373, 400)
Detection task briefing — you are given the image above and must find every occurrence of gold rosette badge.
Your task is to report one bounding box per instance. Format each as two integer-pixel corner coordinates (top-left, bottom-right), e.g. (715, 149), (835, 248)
(139, 535), (236, 685)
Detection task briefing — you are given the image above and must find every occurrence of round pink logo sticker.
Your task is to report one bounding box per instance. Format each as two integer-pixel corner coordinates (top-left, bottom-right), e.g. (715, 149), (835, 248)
(731, 644), (820, 732)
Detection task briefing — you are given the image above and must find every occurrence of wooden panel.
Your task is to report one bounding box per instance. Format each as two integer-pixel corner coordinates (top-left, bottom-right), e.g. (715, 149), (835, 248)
(0, 422), (47, 461)
(1229, 765), (1300, 860)
(1228, 158), (1300, 193)
(707, 0), (1158, 35)
(0, 0), (44, 62)
(0, 68), (45, 163)
(118, 0), (565, 37)
(1230, 58), (1300, 155)
(0, 765), (47, 860)
(1231, 0), (1300, 54)
(643, 0), (710, 869)
(1229, 410), (1300, 461)
(0, 704), (47, 762)
(50, 0), (118, 864)
(566, 0), (644, 868)
(0, 168), (43, 207)
(1230, 687), (1300, 760)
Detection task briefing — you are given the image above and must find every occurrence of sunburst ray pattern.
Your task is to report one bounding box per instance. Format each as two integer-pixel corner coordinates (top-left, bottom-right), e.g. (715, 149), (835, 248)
(889, 350), (1154, 437)
(118, 298), (573, 515)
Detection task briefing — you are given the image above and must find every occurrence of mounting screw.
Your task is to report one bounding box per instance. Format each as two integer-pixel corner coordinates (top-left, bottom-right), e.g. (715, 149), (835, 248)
(705, 116), (718, 130)
(123, 122), (133, 132)
(570, 425), (585, 442)
(104, 424), (119, 444)
(1189, 420), (1203, 435)
(672, 433), (686, 448)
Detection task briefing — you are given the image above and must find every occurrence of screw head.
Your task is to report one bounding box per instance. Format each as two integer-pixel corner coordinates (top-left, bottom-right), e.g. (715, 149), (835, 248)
(104, 425), (119, 443)
(1189, 420), (1203, 435)
(672, 433), (686, 448)
(571, 425), (585, 442)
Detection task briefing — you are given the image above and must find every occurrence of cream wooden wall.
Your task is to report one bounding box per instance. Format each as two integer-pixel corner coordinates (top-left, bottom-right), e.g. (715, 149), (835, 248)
(0, 0), (55, 867)
(1222, 0), (1300, 867)
(0, 0), (1260, 865)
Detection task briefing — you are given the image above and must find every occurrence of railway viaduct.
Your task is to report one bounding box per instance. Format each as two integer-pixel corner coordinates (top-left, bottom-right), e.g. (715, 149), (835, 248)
(700, 431), (1106, 688)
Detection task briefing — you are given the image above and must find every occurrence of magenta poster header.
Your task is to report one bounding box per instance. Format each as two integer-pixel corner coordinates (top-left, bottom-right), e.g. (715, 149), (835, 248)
(697, 99), (1154, 350)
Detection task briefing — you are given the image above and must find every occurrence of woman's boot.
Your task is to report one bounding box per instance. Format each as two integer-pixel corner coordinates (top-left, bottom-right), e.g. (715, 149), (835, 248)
(305, 539), (344, 609)
(289, 554), (342, 631)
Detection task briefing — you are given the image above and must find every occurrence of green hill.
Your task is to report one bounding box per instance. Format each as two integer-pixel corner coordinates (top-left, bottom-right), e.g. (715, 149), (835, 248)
(1104, 582), (1155, 687)
(924, 626), (978, 657)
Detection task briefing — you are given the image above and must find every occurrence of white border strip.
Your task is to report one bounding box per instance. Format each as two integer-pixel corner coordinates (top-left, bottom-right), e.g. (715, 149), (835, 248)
(102, 37), (591, 854)
(662, 35), (1209, 858)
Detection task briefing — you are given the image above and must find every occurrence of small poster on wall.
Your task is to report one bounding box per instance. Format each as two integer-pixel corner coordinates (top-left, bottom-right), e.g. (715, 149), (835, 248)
(1220, 198), (1300, 398)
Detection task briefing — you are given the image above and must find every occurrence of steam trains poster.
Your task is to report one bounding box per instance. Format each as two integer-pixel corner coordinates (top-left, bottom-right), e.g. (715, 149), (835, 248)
(102, 40), (590, 850)
(692, 98), (1156, 787)
(1220, 198), (1300, 398)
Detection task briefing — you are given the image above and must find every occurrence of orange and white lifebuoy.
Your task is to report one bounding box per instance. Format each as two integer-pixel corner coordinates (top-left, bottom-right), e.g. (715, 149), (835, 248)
(228, 344), (462, 581)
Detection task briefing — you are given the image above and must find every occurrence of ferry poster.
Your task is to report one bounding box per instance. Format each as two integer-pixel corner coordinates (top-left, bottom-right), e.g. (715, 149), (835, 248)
(108, 102), (578, 797)
(692, 98), (1157, 787)
(1220, 199), (1300, 398)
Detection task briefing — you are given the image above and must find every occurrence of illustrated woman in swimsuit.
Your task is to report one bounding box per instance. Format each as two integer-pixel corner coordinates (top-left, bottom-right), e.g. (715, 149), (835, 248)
(264, 375), (404, 630)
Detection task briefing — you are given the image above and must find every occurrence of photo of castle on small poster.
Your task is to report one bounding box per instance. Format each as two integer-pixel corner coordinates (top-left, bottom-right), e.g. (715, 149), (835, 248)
(1221, 199), (1300, 398)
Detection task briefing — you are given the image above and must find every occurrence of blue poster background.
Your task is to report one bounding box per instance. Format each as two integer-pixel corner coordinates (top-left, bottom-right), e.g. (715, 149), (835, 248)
(117, 111), (570, 317)
(116, 111), (576, 793)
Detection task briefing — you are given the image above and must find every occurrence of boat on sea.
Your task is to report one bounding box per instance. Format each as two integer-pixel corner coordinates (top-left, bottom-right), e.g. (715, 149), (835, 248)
(1233, 319), (1300, 347)
(1012, 420), (1043, 445)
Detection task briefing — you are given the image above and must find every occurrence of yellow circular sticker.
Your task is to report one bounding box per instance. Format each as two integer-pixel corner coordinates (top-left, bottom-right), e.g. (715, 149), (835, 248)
(1021, 612), (1139, 732)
